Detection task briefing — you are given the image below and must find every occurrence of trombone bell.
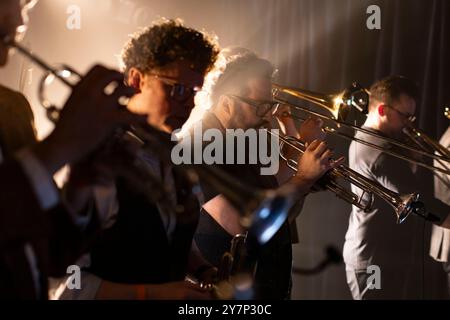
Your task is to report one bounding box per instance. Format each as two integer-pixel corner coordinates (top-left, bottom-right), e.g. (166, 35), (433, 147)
(272, 82), (369, 121)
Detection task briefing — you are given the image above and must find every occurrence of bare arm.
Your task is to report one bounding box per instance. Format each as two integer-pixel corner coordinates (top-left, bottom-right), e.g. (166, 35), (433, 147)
(95, 280), (212, 300)
(441, 215), (450, 229)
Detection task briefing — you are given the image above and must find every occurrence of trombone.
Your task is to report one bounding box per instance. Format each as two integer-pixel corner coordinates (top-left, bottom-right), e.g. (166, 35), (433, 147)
(403, 121), (450, 188)
(266, 130), (419, 224)
(273, 83), (450, 176)
(272, 82), (370, 121)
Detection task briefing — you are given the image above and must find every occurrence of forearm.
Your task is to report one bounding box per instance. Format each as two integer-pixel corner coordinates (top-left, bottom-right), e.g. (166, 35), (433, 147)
(95, 280), (205, 300)
(0, 158), (50, 247)
(287, 195), (305, 224)
(286, 174), (315, 199)
(188, 241), (215, 276)
(276, 116), (300, 139)
(276, 157), (296, 184)
(186, 240), (219, 286)
(95, 280), (141, 300)
(62, 182), (95, 216)
(32, 134), (75, 176)
(441, 215), (450, 229)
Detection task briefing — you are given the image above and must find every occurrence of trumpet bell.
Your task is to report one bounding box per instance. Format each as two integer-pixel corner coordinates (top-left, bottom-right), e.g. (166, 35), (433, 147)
(39, 64), (81, 123)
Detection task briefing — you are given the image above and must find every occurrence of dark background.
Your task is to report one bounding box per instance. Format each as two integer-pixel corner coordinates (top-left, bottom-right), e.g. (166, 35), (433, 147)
(1, 0), (449, 299)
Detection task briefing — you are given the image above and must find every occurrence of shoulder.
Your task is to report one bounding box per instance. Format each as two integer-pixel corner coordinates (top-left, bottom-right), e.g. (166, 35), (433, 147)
(0, 85), (30, 106)
(349, 134), (384, 170)
(0, 85), (34, 120)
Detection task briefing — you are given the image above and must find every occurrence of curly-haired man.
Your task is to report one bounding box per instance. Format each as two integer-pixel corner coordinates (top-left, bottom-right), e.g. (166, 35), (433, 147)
(56, 19), (219, 300)
(123, 19), (218, 133)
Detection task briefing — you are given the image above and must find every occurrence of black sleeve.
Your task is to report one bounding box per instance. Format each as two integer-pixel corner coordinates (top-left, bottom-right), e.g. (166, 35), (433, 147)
(0, 158), (100, 274)
(0, 159), (50, 248)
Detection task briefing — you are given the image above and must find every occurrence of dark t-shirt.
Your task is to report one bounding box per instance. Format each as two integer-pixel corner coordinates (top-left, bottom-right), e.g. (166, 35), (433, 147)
(190, 112), (293, 299)
(87, 144), (200, 284)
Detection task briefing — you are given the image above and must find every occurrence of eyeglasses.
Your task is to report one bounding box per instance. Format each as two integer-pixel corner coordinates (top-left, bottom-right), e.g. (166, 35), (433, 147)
(149, 74), (201, 102)
(384, 105), (416, 122)
(228, 95), (280, 117)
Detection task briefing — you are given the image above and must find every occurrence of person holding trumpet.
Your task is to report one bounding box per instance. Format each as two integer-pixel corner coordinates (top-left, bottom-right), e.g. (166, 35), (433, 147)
(0, 0), (147, 299)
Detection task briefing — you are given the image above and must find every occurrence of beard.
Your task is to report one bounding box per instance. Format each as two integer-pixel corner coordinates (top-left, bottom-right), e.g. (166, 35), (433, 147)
(254, 118), (270, 129)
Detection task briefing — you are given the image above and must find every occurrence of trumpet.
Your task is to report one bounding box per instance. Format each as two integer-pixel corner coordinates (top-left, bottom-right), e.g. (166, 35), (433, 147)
(267, 131), (419, 224)
(201, 233), (255, 300)
(4, 36), (127, 123)
(273, 83), (450, 176)
(216, 234), (249, 282)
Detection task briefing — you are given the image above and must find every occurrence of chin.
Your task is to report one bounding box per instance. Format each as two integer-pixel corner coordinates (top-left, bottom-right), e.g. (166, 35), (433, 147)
(256, 119), (270, 129)
(166, 118), (188, 132)
(390, 129), (404, 140)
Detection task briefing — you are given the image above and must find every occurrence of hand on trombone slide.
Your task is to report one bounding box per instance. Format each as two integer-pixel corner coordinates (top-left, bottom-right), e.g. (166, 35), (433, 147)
(298, 116), (327, 144)
(292, 139), (345, 191)
(272, 104), (327, 144)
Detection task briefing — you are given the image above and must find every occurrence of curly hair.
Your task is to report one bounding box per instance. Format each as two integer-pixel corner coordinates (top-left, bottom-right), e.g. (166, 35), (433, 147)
(121, 19), (219, 80)
(369, 75), (419, 111)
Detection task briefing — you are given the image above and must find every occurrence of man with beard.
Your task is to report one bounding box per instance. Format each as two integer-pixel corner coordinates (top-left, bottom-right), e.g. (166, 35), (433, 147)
(189, 48), (339, 299)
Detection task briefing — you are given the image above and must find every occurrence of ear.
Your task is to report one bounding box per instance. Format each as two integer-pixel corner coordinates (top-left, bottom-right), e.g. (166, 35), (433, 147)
(127, 67), (143, 93)
(377, 104), (386, 117)
(218, 95), (234, 116)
